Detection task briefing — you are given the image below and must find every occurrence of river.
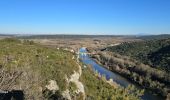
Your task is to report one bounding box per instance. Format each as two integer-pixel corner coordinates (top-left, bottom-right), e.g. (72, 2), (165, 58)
(79, 47), (164, 100)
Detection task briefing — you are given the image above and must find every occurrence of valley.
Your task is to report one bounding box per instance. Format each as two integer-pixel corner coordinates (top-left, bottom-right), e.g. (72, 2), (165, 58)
(0, 34), (170, 100)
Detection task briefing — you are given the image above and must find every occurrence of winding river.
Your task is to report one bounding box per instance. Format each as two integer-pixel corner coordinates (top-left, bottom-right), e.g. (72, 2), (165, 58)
(79, 47), (163, 100)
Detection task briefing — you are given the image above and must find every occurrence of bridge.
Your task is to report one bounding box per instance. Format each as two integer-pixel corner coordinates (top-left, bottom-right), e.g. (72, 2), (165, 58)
(77, 47), (96, 56)
(79, 52), (91, 55)
(76, 47), (96, 62)
(77, 51), (90, 56)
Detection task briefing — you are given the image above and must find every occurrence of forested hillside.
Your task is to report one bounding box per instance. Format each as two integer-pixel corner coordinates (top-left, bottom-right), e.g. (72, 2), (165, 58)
(107, 38), (170, 72)
(137, 34), (170, 40)
(90, 38), (170, 98)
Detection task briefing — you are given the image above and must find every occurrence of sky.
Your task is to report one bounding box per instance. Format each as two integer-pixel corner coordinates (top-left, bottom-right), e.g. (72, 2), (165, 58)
(0, 0), (170, 35)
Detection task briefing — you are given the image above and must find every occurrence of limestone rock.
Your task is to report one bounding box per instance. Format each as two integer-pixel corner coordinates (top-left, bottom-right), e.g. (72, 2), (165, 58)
(45, 80), (59, 91)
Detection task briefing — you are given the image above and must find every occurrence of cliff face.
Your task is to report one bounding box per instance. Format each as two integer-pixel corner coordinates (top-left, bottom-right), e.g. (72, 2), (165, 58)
(42, 49), (85, 100)
(61, 61), (85, 100)
(64, 71), (85, 100)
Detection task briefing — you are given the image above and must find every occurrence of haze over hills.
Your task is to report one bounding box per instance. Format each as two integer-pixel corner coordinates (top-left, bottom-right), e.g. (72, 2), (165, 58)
(1, 33), (170, 39)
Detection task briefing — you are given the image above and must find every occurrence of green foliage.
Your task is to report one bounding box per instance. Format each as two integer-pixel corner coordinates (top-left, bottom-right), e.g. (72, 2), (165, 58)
(69, 82), (78, 96)
(23, 39), (35, 45)
(0, 38), (21, 43)
(0, 38), (144, 99)
(0, 38), (79, 99)
(97, 51), (170, 96)
(148, 45), (170, 71)
(107, 38), (170, 72)
(80, 65), (142, 100)
(99, 39), (170, 97)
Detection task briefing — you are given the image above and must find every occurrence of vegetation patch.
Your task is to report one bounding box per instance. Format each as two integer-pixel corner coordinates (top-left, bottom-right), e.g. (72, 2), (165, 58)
(0, 38), (79, 99)
(80, 65), (143, 100)
(107, 38), (170, 72)
(94, 38), (170, 97)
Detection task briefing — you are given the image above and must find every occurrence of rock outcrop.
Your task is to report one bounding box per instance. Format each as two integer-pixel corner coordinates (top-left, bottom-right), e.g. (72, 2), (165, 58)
(45, 80), (59, 92)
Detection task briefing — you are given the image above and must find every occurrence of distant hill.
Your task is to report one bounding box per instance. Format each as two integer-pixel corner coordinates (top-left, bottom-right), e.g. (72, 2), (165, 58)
(135, 33), (153, 36)
(19, 34), (131, 39)
(136, 34), (170, 40)
(0, 34), (16, 37)
(1, 34), (170, 40)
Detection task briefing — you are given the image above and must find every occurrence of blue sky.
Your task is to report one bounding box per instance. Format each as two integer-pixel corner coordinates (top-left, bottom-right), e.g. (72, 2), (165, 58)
(0, 0), (170, 35)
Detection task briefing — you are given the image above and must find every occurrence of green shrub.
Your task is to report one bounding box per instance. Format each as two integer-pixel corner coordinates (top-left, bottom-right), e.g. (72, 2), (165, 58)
(0, 39), (78, 99)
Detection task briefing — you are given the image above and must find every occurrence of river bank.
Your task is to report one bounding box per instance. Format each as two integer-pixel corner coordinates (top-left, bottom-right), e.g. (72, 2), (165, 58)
(92, 56), (165, 98)
(80, 48), (165, 100)
(90, 51), (167, 99)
